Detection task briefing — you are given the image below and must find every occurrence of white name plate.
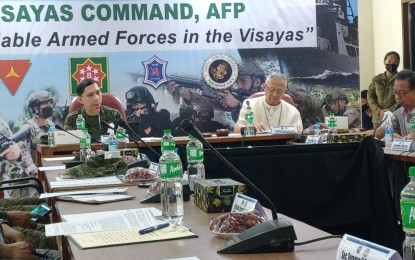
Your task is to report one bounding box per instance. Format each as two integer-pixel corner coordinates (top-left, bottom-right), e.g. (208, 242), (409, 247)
(231, 193), (266, 217)
(305, 135), (322, 144)
(336, 234), (401, 260)
(391, 139), (412, 151)
(271, 125), (297, 134)
(149, 162), (159, 176)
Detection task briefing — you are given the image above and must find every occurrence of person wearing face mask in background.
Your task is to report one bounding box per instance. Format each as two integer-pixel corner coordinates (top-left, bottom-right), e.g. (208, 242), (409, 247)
(360, 90), (373, 130)
(19, 90), (56, 180)
(368, 51), (400, 128)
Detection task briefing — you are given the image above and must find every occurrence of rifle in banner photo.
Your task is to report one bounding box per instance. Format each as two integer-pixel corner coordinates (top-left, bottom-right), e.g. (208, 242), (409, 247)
(130, 73), (254, 105)
(0, 127), (31, 159)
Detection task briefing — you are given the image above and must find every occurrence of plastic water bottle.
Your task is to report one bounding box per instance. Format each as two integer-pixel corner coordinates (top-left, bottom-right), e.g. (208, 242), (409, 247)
(410, 114), (415, 140)
(315, 122), (321, 136)
(108, 129), (117, 151)
(47, 125), (54, 147)
(79, 128), (91, 161)
(186, 135), (205, 191)
(159, 129), (184, 224)
(327, 112), (337, 135)
(76, 114), (85, 130)
(244, 100), (255, 136)
(116, 127), (128, 142)
(401, 166), (415, 259)
(384, 119), (394, 149)
(160, 129), (173, 154)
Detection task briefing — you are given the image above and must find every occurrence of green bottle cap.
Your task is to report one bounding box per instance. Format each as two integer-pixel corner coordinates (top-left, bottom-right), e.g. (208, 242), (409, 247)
(164, 129), (171, 134)
(409, 167), (415, 177)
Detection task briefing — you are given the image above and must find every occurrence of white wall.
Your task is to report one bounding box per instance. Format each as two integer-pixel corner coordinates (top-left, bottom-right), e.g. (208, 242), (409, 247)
(359, 0), (403, 90)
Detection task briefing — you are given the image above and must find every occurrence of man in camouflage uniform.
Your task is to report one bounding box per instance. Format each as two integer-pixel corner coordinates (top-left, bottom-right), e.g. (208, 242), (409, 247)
(0, 219), (60, 259)
(324, 89), (361, 129)
(0, 119), (56, 251)
(64, 79), (122, 139)
(367, 51), (401, 128)
(21, 90), (56, 178)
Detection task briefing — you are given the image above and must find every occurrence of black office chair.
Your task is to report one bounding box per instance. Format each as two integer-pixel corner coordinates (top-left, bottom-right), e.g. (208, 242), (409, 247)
(0, 177), (43, 197)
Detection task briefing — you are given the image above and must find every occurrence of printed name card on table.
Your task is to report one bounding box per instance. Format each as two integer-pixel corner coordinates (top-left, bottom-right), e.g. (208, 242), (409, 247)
(305, 135), (322, 144)
(271, 125), (297, 134)
(336, 234), (401, 260)
(390, 139), (413, 151)
(231, 193), (266, 217)
(148, 162), (159, 175)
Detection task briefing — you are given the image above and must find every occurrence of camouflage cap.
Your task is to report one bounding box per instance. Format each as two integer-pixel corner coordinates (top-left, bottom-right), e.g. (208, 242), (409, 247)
(238, 61), (265, 78)
(325, 89), (348, 104)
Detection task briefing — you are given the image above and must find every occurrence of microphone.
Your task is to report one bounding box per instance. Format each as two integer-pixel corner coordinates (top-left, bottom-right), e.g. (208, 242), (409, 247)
(116, 118), (161, 158)
(180, 119), (296, 254)
(392, 104), (401, 112)
(97, 107), (102, 133)
(54, 125), (80, 140)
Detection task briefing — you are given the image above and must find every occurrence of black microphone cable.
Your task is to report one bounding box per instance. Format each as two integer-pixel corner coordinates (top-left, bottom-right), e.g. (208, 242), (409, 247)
(294, 235), (343, 246)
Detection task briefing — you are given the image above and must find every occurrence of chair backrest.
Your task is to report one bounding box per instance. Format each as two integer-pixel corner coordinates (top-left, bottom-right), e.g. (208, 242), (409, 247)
(248, 92), (295, 106)
(68, 93), (127, 121)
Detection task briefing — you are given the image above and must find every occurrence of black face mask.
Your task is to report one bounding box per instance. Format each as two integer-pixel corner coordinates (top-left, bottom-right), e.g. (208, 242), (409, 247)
(362, 104), (369, 112)
(385, 64), (398, 73)
(40, 105), (53, 118)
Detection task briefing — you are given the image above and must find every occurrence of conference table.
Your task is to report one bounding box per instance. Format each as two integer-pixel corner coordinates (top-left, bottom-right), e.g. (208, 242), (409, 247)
(36, 133), (297, 166)
(41, 157), (341, 260)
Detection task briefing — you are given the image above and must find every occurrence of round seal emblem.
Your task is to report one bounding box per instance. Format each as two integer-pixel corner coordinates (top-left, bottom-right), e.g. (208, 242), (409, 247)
(202, 53), (238, 90)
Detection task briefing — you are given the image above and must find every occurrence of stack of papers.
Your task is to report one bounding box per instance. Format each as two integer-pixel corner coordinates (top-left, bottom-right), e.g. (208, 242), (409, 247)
(45, 208), (197, 249)
(49, 176), (124, 191)
(40, 188), (133, 204)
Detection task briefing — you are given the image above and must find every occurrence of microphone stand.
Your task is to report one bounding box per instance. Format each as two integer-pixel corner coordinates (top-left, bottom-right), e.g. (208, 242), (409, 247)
(116, 119), (161, 158)
(180, 119), (296, 254)
(181, 120), (277, 219)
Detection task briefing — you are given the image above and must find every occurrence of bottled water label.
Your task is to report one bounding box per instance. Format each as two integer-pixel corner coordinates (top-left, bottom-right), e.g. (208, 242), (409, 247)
(80, 137), (87, 149)
(187, 148), (204, 162)
(162, 140), (175, 151)
(328, 119), (337, 128)
(401, 199), (415, 229)
(160, 162), (182, 178)
(245, 113), (253, 123)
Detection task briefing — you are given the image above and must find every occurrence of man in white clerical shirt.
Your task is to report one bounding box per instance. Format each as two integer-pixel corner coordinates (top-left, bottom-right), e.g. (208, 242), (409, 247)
(234, 72), (303, 134)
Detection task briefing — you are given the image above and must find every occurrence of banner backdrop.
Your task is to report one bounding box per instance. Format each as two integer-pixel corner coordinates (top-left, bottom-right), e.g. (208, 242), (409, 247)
(0, 0), (359, 136)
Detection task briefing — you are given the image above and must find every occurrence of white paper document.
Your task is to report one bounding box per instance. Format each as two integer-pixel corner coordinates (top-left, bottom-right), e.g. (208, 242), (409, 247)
(43, 156), (75, 161)
(49, 176), (123, 190)
(38, 165), (66, 171)
(57, 194), (134, 204)
(45, 207), (163, 237)
(39, 188), (129, 199)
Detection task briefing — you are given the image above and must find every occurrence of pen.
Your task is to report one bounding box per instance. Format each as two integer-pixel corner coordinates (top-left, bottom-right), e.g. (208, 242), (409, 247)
(139, 223), (169, 235)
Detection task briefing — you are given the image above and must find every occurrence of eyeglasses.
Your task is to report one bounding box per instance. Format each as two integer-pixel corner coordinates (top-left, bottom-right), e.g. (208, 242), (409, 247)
(264, 84), (284, 95)
(393, 91), (410, 97)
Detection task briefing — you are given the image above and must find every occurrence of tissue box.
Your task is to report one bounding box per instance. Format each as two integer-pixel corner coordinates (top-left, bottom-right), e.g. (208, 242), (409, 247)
(326, 133), (366, 143)
(193, 178), (246, 213)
